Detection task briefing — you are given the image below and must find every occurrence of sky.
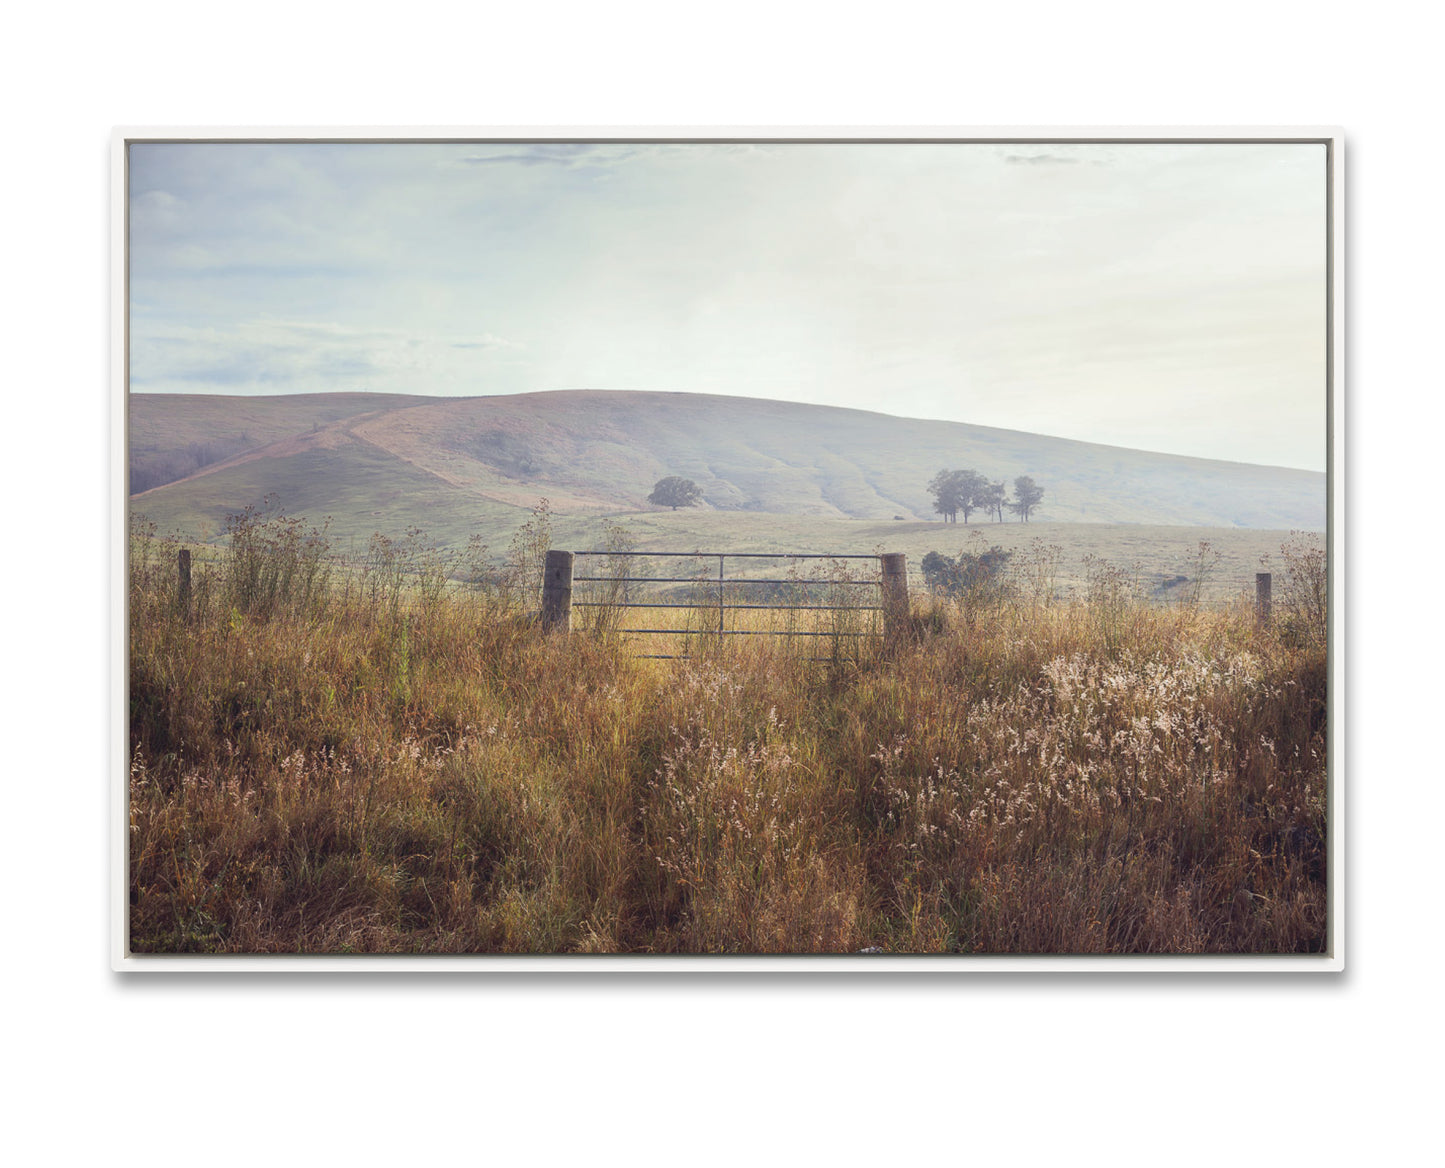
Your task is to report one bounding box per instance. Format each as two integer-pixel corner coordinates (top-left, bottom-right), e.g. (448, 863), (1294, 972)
(129, 140), (1328, 471)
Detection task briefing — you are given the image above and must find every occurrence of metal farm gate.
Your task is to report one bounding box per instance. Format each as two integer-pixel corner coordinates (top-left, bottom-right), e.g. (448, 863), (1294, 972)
(542, 549), (910, 659)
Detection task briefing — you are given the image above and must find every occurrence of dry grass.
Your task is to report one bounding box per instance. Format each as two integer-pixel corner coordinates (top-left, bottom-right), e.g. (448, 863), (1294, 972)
(127, 513), (1327, 955)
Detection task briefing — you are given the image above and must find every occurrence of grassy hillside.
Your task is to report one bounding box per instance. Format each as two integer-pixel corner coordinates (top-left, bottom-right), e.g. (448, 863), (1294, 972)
(132, 437), (521, 557)
(131, 390), (1326, 541)
(129, 391), (439, 494)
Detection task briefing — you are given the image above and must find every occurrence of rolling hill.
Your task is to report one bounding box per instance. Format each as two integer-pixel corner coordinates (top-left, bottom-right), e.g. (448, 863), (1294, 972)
(129, 389), (1326, 553)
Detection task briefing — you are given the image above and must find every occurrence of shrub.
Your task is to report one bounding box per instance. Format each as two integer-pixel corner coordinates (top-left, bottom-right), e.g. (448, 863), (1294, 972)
(223, 496), (332, 619)
(920, 546), (1013, 607)
(500, 499), (553, 612)
(1278, 531), (1327, 648)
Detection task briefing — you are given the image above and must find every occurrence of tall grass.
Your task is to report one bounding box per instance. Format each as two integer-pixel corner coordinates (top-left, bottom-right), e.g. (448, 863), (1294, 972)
(127, 517), (1328, 955)
(224, 496), (333, 619)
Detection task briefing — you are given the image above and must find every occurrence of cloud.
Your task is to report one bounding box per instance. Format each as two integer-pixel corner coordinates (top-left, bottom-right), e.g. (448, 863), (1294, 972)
(451, 333), (521, 350)
(459, 143), (609, 167)
(455, 141), (749, 170)
(134, 188), (184, 214)
(1003, 152), (1082, 165)
(137, 350), (312, 388)
(130, 188), (187, 238)
(130, 319), (522, 394)
(261, 320), (380, 338)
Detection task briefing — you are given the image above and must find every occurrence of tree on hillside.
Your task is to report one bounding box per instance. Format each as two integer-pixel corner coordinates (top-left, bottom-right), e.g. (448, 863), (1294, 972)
(928, 470), (961, 523)
(928, 468), (987, 523)
(648, 475), (703, 510)
(976, 478), (1008, 523)
(957, 469), (988, 523)
(1008, 475), (1044, 522)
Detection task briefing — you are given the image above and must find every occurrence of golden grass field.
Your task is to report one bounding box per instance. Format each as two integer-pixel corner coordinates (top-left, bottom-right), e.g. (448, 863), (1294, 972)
(127, 508), (1327, 955)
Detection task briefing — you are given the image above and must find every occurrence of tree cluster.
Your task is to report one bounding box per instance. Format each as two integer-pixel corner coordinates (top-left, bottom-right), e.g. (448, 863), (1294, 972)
(927, 470), (1044, 523)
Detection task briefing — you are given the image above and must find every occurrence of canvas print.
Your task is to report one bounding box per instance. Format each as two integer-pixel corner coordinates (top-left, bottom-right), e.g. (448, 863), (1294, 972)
(123, 136), (1333, 959)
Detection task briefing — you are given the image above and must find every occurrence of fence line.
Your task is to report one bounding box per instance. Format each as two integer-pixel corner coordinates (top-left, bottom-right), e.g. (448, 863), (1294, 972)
(155, 544), (1279, 637)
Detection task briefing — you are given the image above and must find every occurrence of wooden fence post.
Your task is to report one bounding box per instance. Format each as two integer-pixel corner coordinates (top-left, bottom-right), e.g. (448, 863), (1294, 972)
(541, 549), (574, 632)
(1256, 571), (1272, 628)
(178, 548), (191, 608)
(880, 552), (909, 640)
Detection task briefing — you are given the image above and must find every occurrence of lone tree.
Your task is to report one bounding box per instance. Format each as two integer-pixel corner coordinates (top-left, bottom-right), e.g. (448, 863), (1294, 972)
(648, 475), (702, 510)
(928, 468), (987, 523)
(1007, 475), (1044, 522)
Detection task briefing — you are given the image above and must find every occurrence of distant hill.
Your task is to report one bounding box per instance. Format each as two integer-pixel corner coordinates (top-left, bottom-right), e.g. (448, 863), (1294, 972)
(129, 389), (1325, 548)
(128, 392), (436, 495)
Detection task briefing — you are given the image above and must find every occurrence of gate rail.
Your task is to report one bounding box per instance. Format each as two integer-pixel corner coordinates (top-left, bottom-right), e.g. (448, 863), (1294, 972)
(545, 549), (909, 659)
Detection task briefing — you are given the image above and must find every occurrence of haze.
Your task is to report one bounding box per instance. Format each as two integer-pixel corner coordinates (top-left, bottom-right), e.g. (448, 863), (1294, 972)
(129, 140), (1327, 471)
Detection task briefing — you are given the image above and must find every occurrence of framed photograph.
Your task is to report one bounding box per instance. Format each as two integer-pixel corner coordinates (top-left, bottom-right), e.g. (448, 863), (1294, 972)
(113, 128), (1341, 969)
